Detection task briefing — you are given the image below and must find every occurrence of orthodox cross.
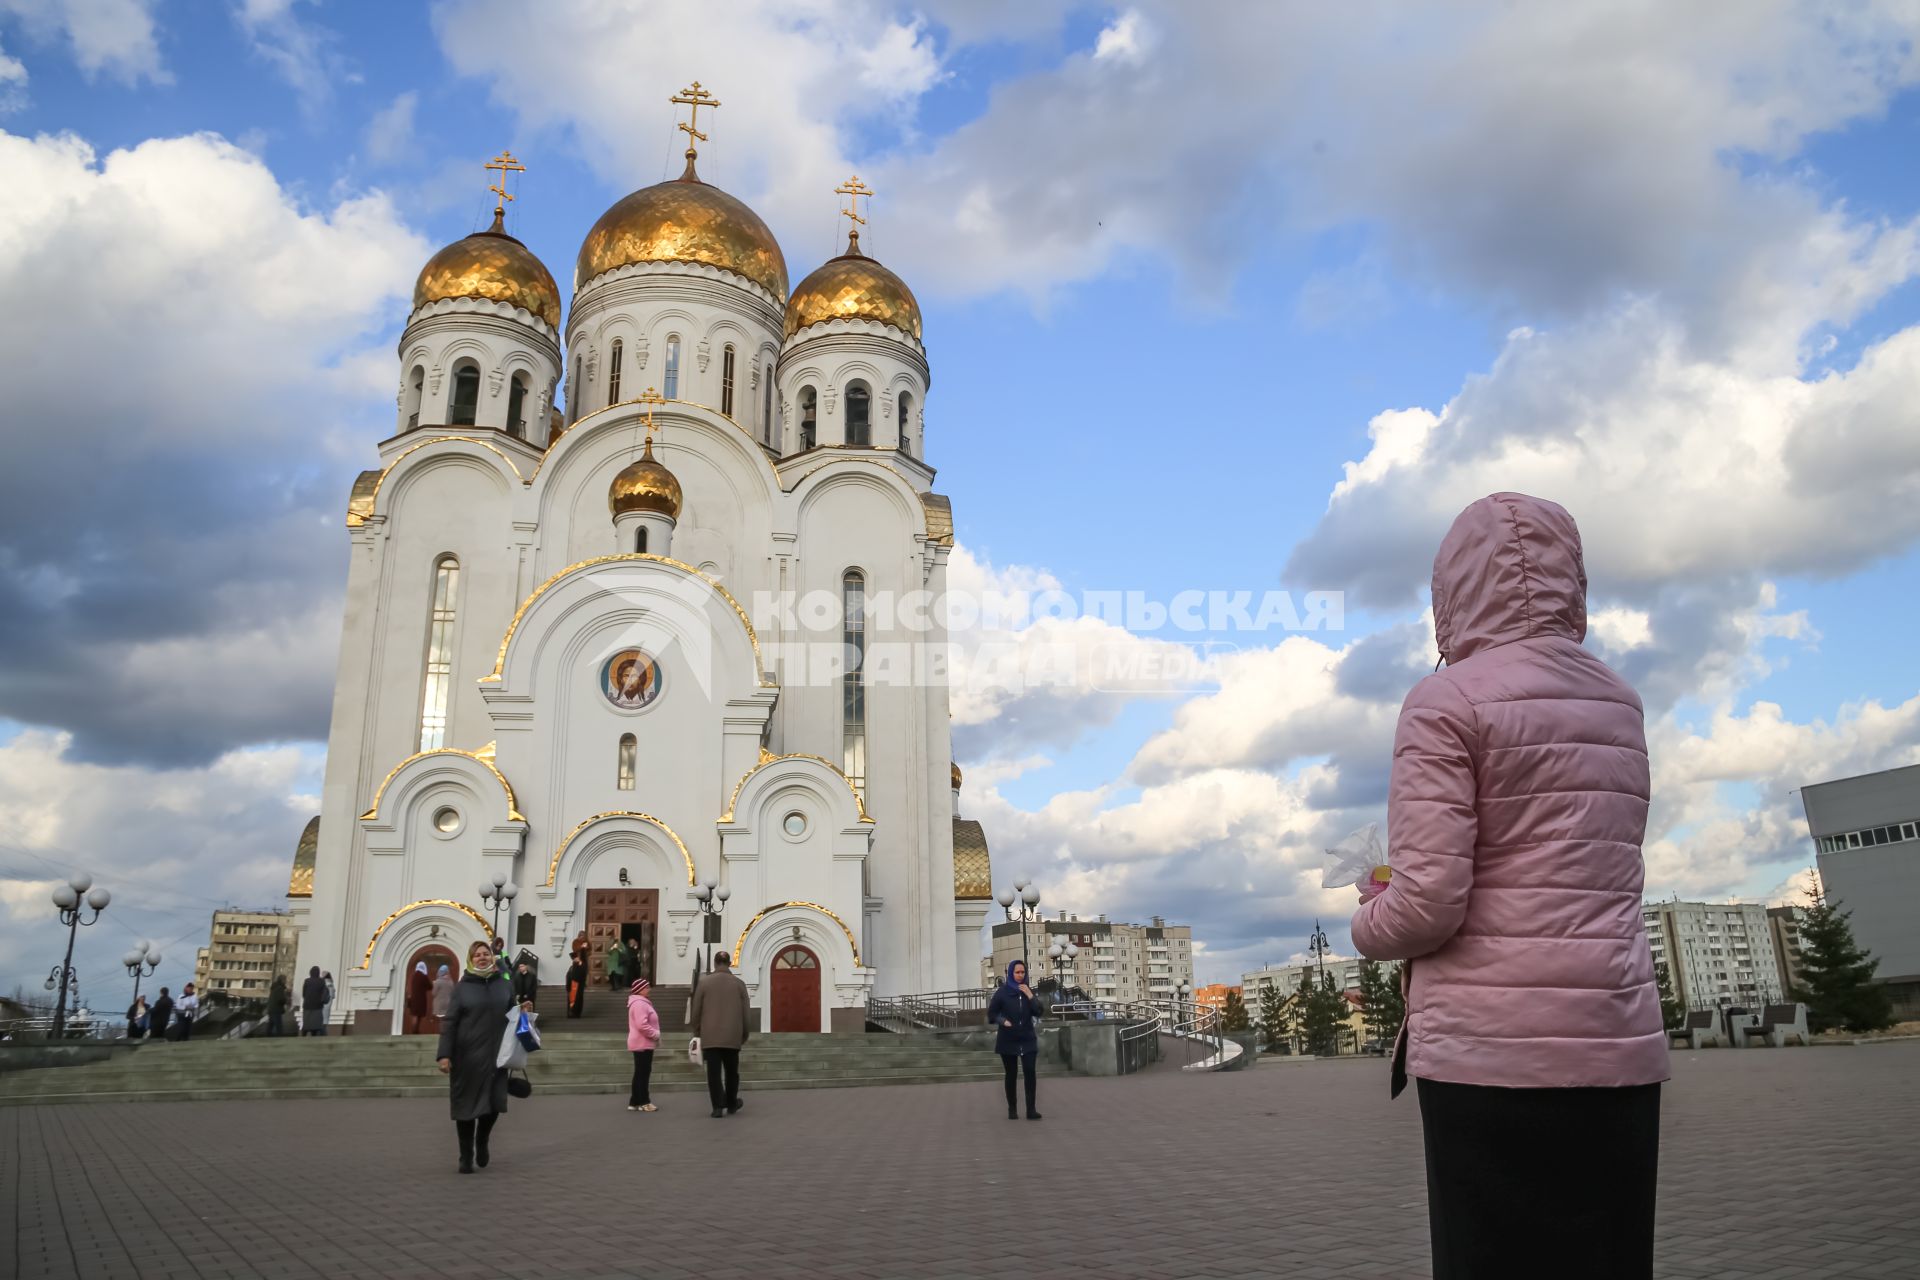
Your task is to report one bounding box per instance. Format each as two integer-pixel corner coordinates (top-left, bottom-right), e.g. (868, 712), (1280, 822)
(671, 82), (721, 163)
(835, 174), (873, 251)
(485, 150), (525, 220)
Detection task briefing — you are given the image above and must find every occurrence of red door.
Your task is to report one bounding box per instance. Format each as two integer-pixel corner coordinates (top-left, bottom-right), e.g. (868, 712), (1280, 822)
(769, 946), (821, 1032)
(404, 945), (458, 1034)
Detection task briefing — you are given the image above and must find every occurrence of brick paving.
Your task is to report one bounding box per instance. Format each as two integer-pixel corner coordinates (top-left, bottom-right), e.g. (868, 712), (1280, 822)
(4, 1041), (1917, 1280)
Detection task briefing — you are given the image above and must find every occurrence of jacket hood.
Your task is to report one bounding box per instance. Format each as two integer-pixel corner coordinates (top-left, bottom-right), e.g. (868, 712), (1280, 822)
(1432, 492), (1587, 663)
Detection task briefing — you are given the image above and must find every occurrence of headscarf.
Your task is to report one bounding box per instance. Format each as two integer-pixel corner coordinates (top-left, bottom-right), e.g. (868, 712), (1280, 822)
(1002, 959), (1026, 992)
(467, 941), (496, 976)
(630, 977), (650, 998)
(414, 961), (429, 976)
(436, 965), (450, 978)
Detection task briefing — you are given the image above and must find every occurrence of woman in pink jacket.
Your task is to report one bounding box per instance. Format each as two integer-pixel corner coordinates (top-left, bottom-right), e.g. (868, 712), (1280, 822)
(626, 977), (661, 1112)
(1351, 493), (1668, 1280)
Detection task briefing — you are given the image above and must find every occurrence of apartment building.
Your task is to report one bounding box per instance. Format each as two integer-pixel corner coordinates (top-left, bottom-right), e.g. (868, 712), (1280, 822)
(1642, 900), (1784, 1010)
(988, 912), (1195, 1002)
(193, 909), (300, 1004)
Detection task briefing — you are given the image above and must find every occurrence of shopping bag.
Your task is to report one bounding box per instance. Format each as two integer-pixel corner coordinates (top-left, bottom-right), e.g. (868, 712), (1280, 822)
(688, 1036), (703, 1066)
(514, 1009), (542, 1054)
(1321, 822), (1391, 889)
(497, 1008), (529, 1069)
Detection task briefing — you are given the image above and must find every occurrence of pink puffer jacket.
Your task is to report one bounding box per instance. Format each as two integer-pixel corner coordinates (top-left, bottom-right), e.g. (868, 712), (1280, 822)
(1351, 493), (1669, 1089)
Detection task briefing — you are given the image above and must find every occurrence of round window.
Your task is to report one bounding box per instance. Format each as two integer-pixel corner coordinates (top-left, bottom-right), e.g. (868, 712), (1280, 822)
(433, 806), (461, 834)
(782, 812), (808, 838)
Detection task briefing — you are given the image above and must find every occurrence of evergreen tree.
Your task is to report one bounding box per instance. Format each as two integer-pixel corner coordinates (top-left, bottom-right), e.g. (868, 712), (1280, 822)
(1302, 970), (1344, 1056)
(1257, 979), (1288, 1050)
(1221, 988), (1251, 1033)
(1654, 961), (1684, 1032)
(1289, 966), (1316, 1053)
(1357, 959), (1405, 1043)
(1797, 880), (1894, 1034)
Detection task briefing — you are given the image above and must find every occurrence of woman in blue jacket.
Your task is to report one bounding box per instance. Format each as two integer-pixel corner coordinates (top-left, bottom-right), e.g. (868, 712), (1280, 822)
(986, 960), (1043, 1120)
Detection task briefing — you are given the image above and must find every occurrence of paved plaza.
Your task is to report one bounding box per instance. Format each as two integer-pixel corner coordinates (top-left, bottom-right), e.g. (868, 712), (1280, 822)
(5, 1041), (1917, 1280)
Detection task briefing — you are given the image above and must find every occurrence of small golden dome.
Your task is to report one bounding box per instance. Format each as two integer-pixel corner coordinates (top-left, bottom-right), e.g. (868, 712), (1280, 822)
(577, 159), (788, 299)
(413, 214), (562, 328)
(951, 761), (963, 789)
(608, 438), (683, 519)
(784, 231), (921, 339)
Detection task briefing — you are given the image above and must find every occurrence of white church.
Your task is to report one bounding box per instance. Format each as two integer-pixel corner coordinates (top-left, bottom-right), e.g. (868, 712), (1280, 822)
(287, 84), (995, 1034)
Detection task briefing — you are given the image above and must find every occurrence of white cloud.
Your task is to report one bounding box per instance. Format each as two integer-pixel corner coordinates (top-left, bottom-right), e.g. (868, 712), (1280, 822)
(0, 128), (428, 763)
(231, 0), (344, 116)
(0, 37), (26, 112)
(0, 0), (168, 85)
(366, 90), (419, 168)
(1093, 11), (1151, 66)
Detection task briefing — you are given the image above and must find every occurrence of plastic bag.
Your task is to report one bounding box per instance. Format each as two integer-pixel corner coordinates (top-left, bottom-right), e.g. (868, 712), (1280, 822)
(688, 1036), (703, 1066)
(497, 1008), (528, 1069)
(1321, 822), (1392, 889)
(515, 1008), (541, 1054)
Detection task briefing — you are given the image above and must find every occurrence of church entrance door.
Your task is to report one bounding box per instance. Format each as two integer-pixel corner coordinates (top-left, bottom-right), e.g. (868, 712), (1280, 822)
(769, 945), (821, 1032)
(404, 944), (458, 1035)
(587, 889), (658, 989)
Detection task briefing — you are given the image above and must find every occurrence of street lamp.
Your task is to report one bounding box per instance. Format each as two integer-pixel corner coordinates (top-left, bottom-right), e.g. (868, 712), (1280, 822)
(994, 878), (1042, 984)
(1306, 920), (1332, 1055)
(693, 877), (731, 979)
(1047, 939), (1080, 996)
(123, 939), (161, 1005)
(478, 871), (519, 941)
(49, 874), (109, 1039)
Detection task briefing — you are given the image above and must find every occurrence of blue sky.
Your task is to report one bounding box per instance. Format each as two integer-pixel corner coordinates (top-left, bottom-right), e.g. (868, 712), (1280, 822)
(2, 1), (1919, 996)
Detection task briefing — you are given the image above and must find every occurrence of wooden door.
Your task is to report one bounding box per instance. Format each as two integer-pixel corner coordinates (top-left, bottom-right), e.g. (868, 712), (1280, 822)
(586, 889), (658, 985)
(404, 945), (458, 1035)
(769, 945), (821, 1032)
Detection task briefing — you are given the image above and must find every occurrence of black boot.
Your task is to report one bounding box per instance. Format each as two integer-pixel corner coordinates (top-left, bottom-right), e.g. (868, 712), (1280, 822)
(456, 1122), (474, 1174)
(475, 1114), (494, 1168)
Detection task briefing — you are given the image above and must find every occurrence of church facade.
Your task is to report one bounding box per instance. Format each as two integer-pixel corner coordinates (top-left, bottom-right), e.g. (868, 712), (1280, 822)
(288, 88), (993, 1033)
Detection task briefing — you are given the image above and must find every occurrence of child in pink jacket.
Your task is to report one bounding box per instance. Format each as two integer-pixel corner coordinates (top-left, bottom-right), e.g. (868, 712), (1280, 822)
(1352, 493), (1667, 1280)
(626, 977), (661, 1112)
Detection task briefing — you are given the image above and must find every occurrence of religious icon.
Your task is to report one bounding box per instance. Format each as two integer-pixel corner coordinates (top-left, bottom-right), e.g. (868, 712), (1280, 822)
(602, 650), (663, 710)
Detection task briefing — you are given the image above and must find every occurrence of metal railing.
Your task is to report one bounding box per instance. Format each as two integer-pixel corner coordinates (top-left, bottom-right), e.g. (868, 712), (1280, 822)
(866, 988), (993, 1032)
(867, 989), (1241, 1070)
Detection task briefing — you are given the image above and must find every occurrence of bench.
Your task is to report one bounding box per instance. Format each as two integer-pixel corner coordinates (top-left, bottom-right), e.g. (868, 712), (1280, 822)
(1671, 1008), (1724, 1050)
(1736, 1002), (1809, 1048)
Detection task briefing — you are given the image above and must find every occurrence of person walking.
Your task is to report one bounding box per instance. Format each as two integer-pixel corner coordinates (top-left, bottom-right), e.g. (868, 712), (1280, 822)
(266, 975), (289, 1037)
(321, 971), (336, 1030)
(604, 936), (629, 994)
(126, 995), (150, 1042)
(1350, 492), (1668, 1280)
(431, 964), (456, 1029)
(686, 951), (751, 1118)
(175, 983), (200, 1040)
(565, 956), (587, 1019)
(406, 961), (432, 1034)
(987, 959), (1043, 1120)
(624, 937), (646, 986)
(301, 966), (329, 1036)
(436, 938), (525, 1175)
(626, 977), (661, 1112)
(148, 988), (173, 1043)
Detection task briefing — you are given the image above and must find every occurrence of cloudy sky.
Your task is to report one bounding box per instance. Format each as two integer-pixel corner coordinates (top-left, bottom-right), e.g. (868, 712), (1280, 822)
(3, 0), (1918, 1002)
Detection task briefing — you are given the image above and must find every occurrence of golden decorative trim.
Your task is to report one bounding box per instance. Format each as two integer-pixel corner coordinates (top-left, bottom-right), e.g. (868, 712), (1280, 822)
(344, 470), (381, 528)
(920, 492), (953, 546)
(719, 751), (872, 824)
(475, 740), (497, 762)
(286, 815), (320, 898)
(358, 748), (526, 824)
(478, 552), (768, 687)
(351, 435), (530, 528)
(543, 810), (696, 888)
(952, 818), (992, 900)
(734, 900), (862, 968)
(356, 899), (492, 969)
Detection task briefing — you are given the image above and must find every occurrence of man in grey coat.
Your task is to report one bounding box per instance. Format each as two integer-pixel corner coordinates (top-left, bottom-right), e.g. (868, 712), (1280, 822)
(687, 951), (752, 1118)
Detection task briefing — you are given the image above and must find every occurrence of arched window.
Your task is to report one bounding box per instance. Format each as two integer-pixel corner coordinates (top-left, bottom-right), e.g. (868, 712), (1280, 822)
(762, 363), (774, 445)
(800, 385), (817, 451)
(841, 569), (867, 799)
(721, 344), (736, 417)
(617, 734), (637, 791)
(570, 355), (583, 423)
(635, 527), (648, 554)
(507, 373), (529, 439)
(898, 390), (913, 456)
(449, 363), (480, 427)
(664, 336), (681, 399)
(845, 381), (871, 447)
(418, 556), (460, 751)
(607, 339), (623, 405)
(403, 365), (424, 431)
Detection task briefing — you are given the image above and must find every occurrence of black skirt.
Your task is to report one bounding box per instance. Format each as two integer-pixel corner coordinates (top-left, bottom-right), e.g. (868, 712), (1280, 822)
(1417, 1077), (1660, 1280)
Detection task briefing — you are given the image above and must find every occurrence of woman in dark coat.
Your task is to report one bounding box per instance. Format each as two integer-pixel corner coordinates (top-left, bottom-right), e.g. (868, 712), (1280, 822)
(986, 960), (1043, 1121)
(565, 956), (587, 1018)
(436, 939), (522, 1174)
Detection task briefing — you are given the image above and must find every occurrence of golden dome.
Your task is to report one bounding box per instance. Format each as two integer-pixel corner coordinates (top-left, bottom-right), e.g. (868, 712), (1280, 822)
(608, 438), (682, 518)
(951, 761), (963, 789)
(784, 231), (921, 339)
(576, 159), (788, 299)
(413, 214), (562, 328)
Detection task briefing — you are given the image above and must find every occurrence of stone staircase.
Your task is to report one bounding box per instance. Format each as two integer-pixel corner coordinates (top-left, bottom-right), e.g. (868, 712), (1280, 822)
(0, 1031), (1046, 1107)
(533, 984), (693, 1034)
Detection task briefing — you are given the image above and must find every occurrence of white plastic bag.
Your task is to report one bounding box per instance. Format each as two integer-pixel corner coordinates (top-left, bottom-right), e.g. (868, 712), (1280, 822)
(496, 1006), (529, 1069)
(687, 1036), (703, 1066)
(1321, 822), (1391, 889)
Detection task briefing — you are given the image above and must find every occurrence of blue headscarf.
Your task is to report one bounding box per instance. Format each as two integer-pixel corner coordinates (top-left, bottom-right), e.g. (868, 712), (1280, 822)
(1002, 959), (1026, 992)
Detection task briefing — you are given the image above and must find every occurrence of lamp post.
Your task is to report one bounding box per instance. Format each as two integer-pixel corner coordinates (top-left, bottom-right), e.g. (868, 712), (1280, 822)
(48, 874), (109, 1040)
(1047, 940), (1080, 997)
(693, 877), (731, 979)
(993, 879), (1042, 984)
(478, 872), (519, 942)
(123, 939), (161, 1005)
(1306, 919), (1332, 1056)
